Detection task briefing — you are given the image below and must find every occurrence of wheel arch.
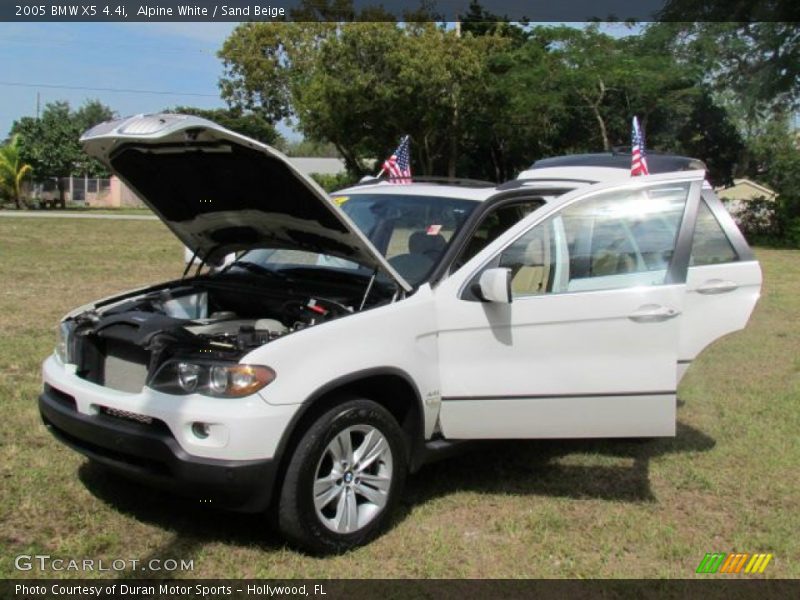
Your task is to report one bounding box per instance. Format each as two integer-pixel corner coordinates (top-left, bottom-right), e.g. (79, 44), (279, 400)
(267, 367), (427, 511)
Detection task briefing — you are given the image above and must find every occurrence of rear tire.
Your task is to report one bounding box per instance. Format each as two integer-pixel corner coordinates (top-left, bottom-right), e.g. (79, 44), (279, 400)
(277, 398), (407, 554)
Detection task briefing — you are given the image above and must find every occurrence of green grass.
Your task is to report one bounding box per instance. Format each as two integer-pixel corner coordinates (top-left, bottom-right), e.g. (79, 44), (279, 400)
(0, 217), (798, 579)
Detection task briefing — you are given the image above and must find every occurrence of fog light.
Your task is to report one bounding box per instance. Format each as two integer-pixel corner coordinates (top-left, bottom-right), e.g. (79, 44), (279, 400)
(191, 422), (210, 439)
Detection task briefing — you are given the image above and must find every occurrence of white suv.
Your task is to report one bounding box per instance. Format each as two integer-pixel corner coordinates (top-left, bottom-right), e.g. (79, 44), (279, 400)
(40, 115), (762, 553)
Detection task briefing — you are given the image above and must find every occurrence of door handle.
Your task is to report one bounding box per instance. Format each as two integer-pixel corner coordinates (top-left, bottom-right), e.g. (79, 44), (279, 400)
(628, 304), (681, 323)
(697, 279), (738, 295)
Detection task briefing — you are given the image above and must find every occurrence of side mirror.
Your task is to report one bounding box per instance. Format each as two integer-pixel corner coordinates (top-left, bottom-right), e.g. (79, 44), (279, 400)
(473, 268), (512, 304)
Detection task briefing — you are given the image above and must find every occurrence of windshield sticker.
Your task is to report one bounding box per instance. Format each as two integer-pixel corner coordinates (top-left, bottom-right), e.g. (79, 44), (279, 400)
(426, 224), (442, 235)
(332, 196), (349, 206)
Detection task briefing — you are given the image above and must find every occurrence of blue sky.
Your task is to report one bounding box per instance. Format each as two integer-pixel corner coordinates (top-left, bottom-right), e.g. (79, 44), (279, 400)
(0, 22), (640, 141)
(0, 22), (246, 138)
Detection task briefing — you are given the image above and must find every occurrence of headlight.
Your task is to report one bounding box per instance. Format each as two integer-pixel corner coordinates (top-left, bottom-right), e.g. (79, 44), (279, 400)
(149, 360), (276, 398)
(177, 362), (201, 392)
(55, 322), (73, 364)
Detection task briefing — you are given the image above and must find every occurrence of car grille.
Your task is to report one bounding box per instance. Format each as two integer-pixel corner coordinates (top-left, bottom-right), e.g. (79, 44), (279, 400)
(103, 348), (148, 393)
(100, 406), (153, 425)
(74, 333), (152, 393)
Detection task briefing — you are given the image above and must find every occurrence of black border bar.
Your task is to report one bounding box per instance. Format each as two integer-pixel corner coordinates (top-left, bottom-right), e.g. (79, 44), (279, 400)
(3, 1), (798, 23)
(3, 579), (800, 600)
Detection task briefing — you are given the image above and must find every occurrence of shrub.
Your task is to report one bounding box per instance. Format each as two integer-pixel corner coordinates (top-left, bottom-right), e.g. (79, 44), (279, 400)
(310, 172), (357, 193)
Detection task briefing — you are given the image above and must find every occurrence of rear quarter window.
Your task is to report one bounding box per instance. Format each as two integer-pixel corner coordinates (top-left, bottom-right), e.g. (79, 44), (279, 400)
(690, 200), (739, 266)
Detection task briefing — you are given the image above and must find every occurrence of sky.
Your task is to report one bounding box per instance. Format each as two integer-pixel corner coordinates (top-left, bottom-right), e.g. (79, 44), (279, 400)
(0, 21), (640, 142)
(0, 22), (258, 139)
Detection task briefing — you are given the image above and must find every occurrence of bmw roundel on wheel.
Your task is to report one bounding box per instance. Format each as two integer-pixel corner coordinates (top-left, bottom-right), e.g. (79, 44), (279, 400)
(40, 114), (762, 553)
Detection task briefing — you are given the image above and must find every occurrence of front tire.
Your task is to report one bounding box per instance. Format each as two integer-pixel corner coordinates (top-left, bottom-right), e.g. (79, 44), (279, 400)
(277, 398), (407, 554)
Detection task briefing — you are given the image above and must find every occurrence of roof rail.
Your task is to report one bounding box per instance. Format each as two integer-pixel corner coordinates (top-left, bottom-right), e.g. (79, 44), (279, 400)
(495, 177), (595, 191)
(350, 175), (497, 189)
(527, 153), (706, 172)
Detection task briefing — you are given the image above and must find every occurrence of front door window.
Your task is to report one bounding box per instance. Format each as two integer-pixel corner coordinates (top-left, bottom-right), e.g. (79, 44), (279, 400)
(494, 182), (691, 297)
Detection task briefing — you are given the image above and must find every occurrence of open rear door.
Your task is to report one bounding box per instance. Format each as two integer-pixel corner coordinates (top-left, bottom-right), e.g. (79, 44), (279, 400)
(677, 188), (762, 381)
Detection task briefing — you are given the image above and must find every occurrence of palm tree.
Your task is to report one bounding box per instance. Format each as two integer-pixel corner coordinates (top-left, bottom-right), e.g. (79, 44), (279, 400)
(0, 135), (33, 209)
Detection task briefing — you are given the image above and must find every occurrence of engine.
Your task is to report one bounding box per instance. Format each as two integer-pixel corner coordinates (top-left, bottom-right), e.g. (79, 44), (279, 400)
(63, 283), (356, 393)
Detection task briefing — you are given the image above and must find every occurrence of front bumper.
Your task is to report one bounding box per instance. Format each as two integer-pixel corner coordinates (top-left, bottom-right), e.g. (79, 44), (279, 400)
(40, 384), (276, 511)
(39, 354), (298, 512)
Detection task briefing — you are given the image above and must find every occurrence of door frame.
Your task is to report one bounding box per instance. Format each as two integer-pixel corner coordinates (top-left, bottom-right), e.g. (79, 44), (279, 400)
(435, 171), (707, 300)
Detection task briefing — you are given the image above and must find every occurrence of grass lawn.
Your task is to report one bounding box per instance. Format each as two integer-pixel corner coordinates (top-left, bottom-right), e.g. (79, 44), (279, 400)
(0, 217), (797, 579)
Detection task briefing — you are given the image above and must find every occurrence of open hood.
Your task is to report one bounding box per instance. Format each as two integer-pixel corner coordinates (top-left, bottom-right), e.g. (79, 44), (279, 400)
(81, 113), (411, 292)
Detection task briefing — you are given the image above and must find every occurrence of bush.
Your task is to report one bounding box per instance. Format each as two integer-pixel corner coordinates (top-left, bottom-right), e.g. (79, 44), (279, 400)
(726, 196), (800, 248)
(310, 172), (357, 193)
(726, 197), (780, 241)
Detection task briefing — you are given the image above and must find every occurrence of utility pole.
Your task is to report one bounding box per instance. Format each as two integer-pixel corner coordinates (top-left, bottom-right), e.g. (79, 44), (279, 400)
(36, 91), (40, 119)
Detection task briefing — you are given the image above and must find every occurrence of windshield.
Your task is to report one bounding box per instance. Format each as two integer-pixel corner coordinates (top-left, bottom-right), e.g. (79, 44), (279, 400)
(233, 193), (479, 286)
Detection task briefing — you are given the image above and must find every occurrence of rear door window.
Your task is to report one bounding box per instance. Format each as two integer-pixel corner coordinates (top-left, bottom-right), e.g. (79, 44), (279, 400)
(690, 200), (739, 266)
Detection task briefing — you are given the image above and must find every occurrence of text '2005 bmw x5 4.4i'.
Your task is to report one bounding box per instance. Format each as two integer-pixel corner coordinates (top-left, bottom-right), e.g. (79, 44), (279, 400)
(40, 114), (762, 553)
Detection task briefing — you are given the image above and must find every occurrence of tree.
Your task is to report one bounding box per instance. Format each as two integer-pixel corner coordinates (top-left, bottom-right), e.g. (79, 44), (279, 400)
(649, 19), (800, 121)
(169, 106), (282, 146)
(456, 34), (574, 181)
(459, 0), (529, 46)
(11, 100), (115, 205)
(217, 19), (790, 189)
(73, 100), (116, 134)
(0, 135), (33, 209)
(219, 21), (512, 176)
(218, 21), (336, 124)
(539, 24), (700, 152)
(747, 115), (800, 245)
(671, 89), (744, 186)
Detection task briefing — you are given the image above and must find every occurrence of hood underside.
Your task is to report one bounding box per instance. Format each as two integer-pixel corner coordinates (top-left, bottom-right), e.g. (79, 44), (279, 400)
(80, 114), (411, 291)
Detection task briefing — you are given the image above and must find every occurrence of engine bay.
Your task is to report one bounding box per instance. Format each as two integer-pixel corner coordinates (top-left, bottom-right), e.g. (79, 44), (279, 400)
(63, 271), (396, 392)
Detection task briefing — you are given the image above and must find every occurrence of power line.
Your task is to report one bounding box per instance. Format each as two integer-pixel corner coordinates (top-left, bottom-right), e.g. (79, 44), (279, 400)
(0, 80), (219, 98)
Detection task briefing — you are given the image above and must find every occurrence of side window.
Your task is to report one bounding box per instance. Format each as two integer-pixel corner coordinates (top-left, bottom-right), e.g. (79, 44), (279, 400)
(499, 218), (559, 296)
(453, 200), (543, 270)
(690, 200), (739, 266)
(496, 182), (690, 297)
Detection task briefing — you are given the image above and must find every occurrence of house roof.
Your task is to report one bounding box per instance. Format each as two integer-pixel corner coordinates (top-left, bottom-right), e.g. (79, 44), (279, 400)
(288, 157), (346, 176)
(715, 178), (777, 199)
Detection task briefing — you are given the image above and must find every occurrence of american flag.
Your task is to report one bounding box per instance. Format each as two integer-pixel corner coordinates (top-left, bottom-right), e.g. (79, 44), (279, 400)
(631, 116), (650, 176)
(381, 135), (412, 184)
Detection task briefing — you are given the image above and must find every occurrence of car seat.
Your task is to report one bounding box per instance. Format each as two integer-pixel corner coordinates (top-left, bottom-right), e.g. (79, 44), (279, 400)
(510, 236), (550, 295)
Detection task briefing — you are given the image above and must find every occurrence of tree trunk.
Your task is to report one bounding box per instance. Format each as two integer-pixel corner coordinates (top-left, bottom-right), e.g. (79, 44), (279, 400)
(334, 142), (363, 177)
(448, 91), (459, 178)
(57, 180), (66, 209)
(422, 134), (434, 176)
(595, 109), (610, 152)
(579, 79), (610, 151)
